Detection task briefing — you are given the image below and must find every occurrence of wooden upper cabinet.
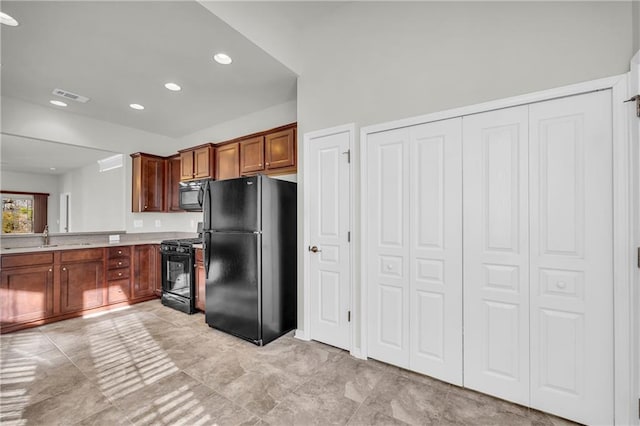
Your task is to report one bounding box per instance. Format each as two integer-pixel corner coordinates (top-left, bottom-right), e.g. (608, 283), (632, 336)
(179, 144), (214, 181)
(265, 127), (295, 170)
(240, 136), (265, 174)
(131, 153), (166, 212)
(180, 151), (194, 181)
(167, 155), (182, 212)
(216, 143), (240, 180)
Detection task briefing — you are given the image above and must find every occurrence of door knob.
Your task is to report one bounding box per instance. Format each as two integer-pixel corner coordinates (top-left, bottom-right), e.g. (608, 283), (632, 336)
(308, 245), (322, 253)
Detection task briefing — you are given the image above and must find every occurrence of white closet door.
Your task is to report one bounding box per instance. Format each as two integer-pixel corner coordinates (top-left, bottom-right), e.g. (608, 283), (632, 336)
(529, 91), (613, 425)
(463, 106), (530, 405)
(367, 128), (411, 367)
(408, 118), (463, 385)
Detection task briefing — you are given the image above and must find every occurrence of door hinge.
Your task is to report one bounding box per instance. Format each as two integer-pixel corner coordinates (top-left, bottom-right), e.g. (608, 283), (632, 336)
(637, 247), (640, 268)
(624, 95), (640, 118)
(348, 311), (351, 322)
(347, 231), (351, 242)
(342, 149), (351, 163)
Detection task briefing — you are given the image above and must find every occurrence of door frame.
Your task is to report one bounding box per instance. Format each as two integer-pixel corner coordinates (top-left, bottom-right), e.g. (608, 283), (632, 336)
(299, 123), (359, 357)
(360, 73), (635, 425)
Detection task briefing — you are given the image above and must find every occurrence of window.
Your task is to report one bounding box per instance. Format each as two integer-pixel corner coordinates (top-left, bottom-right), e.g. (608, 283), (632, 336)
(1, 191), (49, 234)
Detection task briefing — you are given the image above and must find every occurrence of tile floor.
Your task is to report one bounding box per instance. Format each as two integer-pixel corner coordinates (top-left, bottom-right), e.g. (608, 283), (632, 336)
(0, 300), (577, 425)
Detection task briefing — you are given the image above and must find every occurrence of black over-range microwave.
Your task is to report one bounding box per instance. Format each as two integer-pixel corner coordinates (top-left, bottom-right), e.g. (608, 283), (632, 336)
(179, 179), (208, 211)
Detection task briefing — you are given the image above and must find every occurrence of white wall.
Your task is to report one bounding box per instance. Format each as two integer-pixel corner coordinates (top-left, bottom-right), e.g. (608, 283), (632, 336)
(0, 170), (60, 232)
(296, 2), (632, 133)
(177, 100), (297, 148)
(58, 162), (126, 232)
(634, 1), (639, 54)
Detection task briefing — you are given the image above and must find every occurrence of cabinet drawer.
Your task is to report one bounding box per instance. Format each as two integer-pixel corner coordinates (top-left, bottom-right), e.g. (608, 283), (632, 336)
(60, 248), (104, 263)
(108, 257), (130, 269)
(108, 280), (130, 304)
(107, 268), (130, 281)
(1, 252), (54, 268)
(108, 246), (131, 258)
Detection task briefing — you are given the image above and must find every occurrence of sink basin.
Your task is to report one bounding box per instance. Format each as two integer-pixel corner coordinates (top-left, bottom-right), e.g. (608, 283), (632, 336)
(39, 244), (58, 248)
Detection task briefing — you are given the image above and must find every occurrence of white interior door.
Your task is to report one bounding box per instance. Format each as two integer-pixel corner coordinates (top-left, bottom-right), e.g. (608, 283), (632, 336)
(463, 106), (530, 405)
(59, 192), (70, 233)
(308, 128), (352, 351)
(529, 91), (613, 425)
(408, 118), (463, 385)
(367, 128), (411, 367)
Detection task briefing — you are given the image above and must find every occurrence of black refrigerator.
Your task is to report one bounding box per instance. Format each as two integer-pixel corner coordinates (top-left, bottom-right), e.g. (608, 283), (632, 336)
(201, 175), (297, 346)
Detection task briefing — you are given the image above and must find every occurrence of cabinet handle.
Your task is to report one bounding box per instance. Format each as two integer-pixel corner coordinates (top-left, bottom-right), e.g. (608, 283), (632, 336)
(265, 162), (270, 166)
(118, 272), (122, 277)
(258, 163), (262, 167)
(118, 261), (122, 266)
(62, 267), (67, 271)
(118, 250), (122, 255)
(48, 268), (52, 272)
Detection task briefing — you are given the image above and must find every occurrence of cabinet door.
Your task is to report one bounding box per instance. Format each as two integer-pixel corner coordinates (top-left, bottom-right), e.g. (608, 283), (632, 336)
(141, 156), (165, 212)
(180, 151), (194, 181)
(167, 155), (182, 211)
(0, 265), (54, 325)
(463, 106), (530, 405)
(529, 91), (613, 425)
(108, 279), (130, 304)
(60, 261), (105, 313)
(408, 118), (463, 385)
(240, 136), (265, 174)
(265, 128), (295, 170)
(215, 143), (240, 180)
(132, 245), (157, 299)
(366, 127), (411, 368)
(193, 146), (213, 179)
(195, 262), (205, 312)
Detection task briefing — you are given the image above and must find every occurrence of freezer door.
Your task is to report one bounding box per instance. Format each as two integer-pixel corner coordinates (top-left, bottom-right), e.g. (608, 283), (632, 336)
(208, 176), (259, 232)
(205, 232), (260, 343)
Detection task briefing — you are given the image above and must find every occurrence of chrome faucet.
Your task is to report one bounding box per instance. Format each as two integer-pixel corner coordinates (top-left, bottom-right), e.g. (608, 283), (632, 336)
(42, 225), (49, 246)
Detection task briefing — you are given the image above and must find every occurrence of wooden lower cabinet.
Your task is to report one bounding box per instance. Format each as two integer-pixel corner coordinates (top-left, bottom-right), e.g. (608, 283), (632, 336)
(132, 244), (158, 299)
(59, 260), (105, 313)
(194, 248), (205, 312)
(0, 244), (163, 333)
(0, 265), (54, 325)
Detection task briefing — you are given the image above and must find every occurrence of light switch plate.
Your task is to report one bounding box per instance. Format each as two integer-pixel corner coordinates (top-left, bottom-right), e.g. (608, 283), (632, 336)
(133, 220), (143, 228)
(109, 234), (120, 243)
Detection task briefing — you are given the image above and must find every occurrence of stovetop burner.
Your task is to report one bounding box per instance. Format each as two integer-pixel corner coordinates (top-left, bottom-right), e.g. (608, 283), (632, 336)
(161, 237), (202, 246)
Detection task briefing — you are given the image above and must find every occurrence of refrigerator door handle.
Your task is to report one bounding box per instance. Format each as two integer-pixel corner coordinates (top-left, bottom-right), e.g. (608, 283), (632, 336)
(202, 180), (211, 230)
(203, 231), (211, 278)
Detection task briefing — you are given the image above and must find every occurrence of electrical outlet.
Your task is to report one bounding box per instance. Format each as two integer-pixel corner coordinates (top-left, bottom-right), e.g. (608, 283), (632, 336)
(133, 220), (143, 228)
(155, 220), (161, 228)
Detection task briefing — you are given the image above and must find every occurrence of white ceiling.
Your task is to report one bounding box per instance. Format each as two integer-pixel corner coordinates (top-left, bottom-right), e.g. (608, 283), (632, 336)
(0, 1), (298, 139)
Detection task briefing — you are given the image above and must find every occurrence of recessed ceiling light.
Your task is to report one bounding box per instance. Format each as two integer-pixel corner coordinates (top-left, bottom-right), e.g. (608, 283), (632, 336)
(129, 103), (145, 110)
(164, 82), (181, 92)
(50, 100), (67, 107)
(49, 167), (56, 171)
(0, 12), (18, 27)
(213, 53), (232, 65)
